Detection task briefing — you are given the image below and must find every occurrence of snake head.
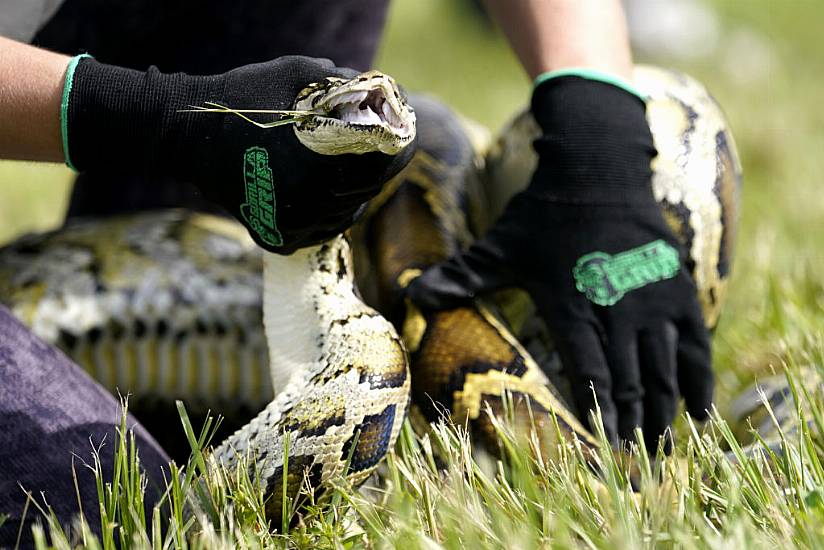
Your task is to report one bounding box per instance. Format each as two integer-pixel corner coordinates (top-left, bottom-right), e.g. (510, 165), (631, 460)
(293, 71), (417, 156)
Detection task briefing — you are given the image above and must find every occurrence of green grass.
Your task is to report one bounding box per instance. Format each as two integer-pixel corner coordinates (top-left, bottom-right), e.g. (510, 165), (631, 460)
(21, 364), (824, 549)
(3, 0), (824, 547)
(0, 162), (72, 245)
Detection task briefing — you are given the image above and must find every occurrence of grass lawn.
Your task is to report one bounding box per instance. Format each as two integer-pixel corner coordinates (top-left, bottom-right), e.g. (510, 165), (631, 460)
(2, 0), (824, 547)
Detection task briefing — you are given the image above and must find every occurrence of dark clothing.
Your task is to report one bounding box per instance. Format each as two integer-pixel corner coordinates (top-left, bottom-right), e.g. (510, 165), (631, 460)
(34, 0), (389, 74)
(32, 0), (391, 218)
(0, 306), (171, 548)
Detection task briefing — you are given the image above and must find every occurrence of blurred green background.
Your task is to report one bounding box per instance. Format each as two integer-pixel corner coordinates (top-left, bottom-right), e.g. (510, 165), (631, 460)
(1, 0), (821, 402)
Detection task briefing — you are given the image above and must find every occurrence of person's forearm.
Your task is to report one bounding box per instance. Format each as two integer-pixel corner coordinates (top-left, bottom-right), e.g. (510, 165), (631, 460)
(483, 0), (633, 80)
(0, 36), (70, 162)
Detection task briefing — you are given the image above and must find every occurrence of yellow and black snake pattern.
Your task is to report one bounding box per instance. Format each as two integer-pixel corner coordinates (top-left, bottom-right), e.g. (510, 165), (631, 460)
(0, 66), (742, 524)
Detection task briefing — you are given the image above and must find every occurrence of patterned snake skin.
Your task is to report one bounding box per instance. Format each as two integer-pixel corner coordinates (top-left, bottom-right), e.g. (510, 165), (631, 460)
(0, 66), (742, 524)
(355, 66), (742, 459)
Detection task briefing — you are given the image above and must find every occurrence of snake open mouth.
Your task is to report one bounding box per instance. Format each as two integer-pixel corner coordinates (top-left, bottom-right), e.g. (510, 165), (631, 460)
(294, 71), (417, 155)
(322, 89), (414, 138)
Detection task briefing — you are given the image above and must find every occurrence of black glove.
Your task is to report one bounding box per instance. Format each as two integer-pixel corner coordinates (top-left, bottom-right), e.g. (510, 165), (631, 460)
(407, 76), (712, 448)
(64, 55), (414, 253)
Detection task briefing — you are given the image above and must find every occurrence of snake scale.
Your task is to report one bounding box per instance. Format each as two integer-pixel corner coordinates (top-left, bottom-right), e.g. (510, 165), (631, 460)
(0, 66), (742, 524)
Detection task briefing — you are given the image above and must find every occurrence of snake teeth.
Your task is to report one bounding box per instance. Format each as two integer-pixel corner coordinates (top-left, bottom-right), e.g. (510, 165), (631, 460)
(328, 90), (369, 105)
(326, 88), (412, 136)
(293, 71), (417, 155)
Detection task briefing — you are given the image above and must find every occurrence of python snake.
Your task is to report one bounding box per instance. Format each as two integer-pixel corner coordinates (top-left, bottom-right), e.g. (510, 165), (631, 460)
(0, 66), (743, 524)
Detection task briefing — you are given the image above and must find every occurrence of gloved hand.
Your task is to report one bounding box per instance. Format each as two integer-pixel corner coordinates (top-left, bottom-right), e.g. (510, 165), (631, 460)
(62, 55), (414, 253)
(407, 74), (712, 448)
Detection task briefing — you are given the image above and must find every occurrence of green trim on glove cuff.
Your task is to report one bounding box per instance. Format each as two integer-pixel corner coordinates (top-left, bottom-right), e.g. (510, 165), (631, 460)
(533, 67), (647, 102)
(60, 53), (93, 172)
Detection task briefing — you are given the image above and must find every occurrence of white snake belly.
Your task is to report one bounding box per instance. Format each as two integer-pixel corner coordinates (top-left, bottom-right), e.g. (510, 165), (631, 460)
(212, 238), (409, 520)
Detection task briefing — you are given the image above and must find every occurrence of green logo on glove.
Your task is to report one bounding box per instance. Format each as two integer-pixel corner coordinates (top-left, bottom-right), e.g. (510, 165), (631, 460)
(240, 146), (283, 247)
(572, 240), (680, 306)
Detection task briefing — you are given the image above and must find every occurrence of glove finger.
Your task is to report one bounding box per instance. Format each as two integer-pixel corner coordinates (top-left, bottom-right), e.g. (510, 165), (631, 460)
(276, 200), (371, 252)
(327, 185), (385, 201)
(293, 188), (375, 218)
(305, 199), (367, 222)
(265, 211), (351, 252)
(556, 324), (617, 443)
(279, 196), (360, 226)
(317, 154), (394, 196)
(327, 144), (416, 197)
(406, 238), (516, 311)
(311, 204), (369, 240)
(331, 66), (361, 80)
(638, 323), (679, 453)
(603, 330), (643, 443)
(293, 214), (358, 244)
(676, 308), (713, 421)
(279, 55), (360, 80)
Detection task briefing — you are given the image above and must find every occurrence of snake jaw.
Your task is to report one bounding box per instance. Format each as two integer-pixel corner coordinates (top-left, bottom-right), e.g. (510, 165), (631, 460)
(293, 71), (417, 155)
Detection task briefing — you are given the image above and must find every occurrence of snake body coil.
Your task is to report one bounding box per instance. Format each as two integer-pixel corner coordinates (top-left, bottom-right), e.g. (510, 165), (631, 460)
(357, 67), (742, 458)
(214, 239), (409, 520)
(0, 66), (743, 523)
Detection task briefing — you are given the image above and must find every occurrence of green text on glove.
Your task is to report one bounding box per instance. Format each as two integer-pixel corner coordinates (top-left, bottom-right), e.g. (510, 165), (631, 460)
(240, 146), (283, 247)
(572, 240), (680, 306)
